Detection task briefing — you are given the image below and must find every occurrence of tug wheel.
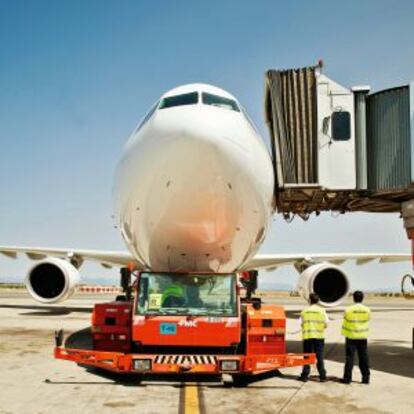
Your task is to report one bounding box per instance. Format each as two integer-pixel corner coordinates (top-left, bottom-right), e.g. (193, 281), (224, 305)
(65, 327), (93, 350)
(231, 374), (250, 387)
(401, 274), (414, 299)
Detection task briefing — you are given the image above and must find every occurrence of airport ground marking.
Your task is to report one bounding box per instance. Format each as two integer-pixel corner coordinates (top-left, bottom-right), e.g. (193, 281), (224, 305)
(184, 382), (200, 414)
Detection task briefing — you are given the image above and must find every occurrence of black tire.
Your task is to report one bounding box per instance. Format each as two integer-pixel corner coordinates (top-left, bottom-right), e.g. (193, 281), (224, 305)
(65, 327), (93, 350)
(231, 374), (250, 387)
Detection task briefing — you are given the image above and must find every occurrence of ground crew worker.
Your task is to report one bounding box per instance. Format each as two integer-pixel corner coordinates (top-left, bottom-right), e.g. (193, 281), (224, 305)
(298, 293), (328, 382)
(161, 284), (185, 307)
(341, 290), (371, 384)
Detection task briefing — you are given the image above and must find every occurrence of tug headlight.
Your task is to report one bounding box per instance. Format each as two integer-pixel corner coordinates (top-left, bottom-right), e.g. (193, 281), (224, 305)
(132, 359), (152, 371)
(219, 360), (239, 372)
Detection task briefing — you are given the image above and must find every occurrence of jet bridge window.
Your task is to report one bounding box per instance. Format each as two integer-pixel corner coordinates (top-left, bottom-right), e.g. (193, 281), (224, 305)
(202, 92), (240, 112)
(159, 92), (199, 109)
(332, 111), (351, 141)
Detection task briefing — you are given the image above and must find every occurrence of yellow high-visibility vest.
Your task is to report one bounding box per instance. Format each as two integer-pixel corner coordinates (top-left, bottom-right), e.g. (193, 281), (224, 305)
(341, 303), (370, 339)
(301, 304), (327, 340)
(162, 285), (184, 305)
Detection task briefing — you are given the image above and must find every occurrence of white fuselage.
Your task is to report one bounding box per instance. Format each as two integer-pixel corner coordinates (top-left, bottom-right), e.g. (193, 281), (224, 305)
(114, 84), (274, 272)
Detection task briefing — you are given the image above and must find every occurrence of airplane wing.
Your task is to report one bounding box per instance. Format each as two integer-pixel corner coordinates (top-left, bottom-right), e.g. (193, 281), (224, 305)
(1, 246), (410, 272)
(242, 253), (412, 271)
(0, 246), (143, 270)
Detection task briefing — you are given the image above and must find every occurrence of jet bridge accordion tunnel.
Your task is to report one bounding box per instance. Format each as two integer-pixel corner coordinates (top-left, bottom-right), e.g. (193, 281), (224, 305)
(264, 64), (414, 257)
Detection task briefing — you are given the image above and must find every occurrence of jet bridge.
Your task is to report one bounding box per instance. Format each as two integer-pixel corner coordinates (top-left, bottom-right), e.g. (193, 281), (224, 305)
(265, 64), (414, 219)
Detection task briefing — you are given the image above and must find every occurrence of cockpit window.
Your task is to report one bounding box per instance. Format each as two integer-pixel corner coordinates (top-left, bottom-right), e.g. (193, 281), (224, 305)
(202, 92), (240, 112)
(159, 92), (198, 109)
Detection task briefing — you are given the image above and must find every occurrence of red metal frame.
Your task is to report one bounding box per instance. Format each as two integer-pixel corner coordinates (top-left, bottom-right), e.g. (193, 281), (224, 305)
(55, 347), (315, 375)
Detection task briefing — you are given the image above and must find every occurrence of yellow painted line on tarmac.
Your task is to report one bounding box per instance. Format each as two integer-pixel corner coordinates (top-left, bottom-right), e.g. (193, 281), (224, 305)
(184, 382), (200, 414)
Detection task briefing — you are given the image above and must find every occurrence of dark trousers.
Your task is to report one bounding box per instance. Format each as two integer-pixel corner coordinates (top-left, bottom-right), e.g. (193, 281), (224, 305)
(343, 338), (370, 381)
(301, 338), (326, 379)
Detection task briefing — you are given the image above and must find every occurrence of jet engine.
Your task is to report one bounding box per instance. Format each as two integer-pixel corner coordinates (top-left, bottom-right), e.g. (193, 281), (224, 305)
(297, 263), (350, 307)
(25, 258), (81, 303)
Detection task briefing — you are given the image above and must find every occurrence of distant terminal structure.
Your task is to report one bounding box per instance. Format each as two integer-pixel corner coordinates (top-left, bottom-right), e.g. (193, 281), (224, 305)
(77, 285), (121, 294)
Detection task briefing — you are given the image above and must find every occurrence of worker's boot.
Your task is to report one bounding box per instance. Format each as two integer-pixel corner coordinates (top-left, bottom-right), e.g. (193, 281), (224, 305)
(340, 378), (351, 384)
(362, 377), (370, 384)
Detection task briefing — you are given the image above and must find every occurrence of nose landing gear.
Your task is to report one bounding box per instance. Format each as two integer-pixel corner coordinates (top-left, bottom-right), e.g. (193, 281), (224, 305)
(401, 274), (414, 299)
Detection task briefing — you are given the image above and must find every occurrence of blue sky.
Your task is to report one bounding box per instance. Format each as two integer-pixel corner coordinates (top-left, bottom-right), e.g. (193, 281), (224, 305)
(0, 0), (413, 290)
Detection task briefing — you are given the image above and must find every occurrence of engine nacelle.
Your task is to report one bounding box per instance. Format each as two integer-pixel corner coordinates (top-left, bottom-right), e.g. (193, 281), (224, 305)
(25, 258), (81, 303)
(297, 263), (350, 307)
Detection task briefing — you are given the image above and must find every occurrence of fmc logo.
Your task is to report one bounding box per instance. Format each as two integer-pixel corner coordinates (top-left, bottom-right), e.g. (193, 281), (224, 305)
(178, 320), (198, 328)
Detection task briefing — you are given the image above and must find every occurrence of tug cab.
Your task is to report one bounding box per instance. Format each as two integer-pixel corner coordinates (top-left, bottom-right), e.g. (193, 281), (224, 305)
(133, 273), (240, 349)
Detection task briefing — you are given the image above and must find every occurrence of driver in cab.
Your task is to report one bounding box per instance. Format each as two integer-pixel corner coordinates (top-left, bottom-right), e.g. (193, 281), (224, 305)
(161, 281), (204, 308)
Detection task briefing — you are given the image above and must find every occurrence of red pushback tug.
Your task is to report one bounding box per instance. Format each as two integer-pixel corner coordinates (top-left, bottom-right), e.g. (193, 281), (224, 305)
(54, 270), (315, 385)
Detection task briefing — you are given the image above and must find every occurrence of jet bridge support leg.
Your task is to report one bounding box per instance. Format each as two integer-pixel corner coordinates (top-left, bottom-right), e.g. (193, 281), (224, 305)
(401, 200), (414, 349)
(401, 201), (414, 266)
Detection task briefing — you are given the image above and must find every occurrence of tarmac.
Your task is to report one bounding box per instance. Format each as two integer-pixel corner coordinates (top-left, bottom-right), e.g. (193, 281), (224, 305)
(0, 291), (413, 414)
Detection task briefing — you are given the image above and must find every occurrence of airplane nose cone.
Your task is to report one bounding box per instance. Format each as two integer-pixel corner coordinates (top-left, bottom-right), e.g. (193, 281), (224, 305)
(115, 105), (274, 272)
(144, 138), (241, 271)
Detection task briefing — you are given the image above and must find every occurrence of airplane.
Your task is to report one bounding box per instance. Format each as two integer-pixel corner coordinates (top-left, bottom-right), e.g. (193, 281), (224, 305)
(0, 83), (410, 307)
